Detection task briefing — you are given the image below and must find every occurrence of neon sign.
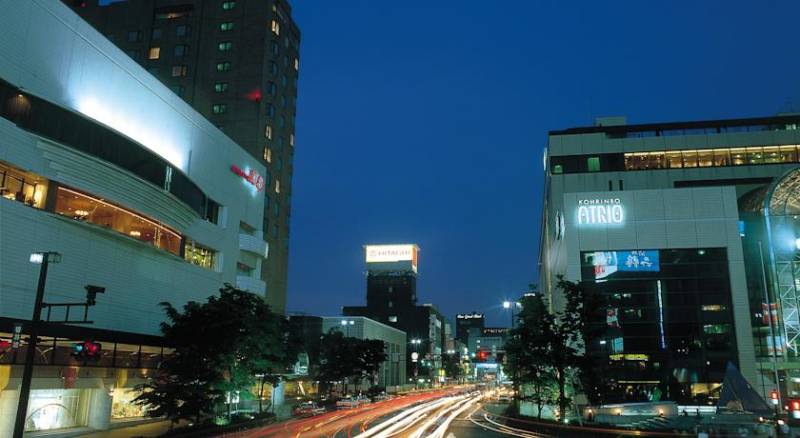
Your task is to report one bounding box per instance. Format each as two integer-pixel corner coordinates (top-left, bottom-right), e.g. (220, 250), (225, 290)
(577, 198), (624, 225)
(231, 165), (265, 192)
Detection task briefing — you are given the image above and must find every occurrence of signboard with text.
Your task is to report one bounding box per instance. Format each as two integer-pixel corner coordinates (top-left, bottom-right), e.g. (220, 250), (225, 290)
(365, 244), (419, 273)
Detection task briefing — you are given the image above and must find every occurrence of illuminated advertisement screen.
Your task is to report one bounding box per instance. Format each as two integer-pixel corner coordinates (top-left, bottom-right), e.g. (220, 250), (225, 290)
(365, 244), (419, 272)
(589, 250), (660, 279)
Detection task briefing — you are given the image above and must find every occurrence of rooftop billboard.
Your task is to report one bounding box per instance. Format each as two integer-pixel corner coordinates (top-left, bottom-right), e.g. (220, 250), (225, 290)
(365, 244), (419, 273)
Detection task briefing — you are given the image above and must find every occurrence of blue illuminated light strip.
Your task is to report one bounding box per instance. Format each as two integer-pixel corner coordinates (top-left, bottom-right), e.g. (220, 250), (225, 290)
(657, 280), (666, 350)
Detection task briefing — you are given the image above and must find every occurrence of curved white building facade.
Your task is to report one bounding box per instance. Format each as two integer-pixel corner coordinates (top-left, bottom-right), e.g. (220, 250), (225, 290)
(0, 1), (269, 434)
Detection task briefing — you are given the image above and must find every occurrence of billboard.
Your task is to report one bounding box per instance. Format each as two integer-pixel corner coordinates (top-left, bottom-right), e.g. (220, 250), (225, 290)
(365, 244), (419, 273)
(589, 250), (660, 279)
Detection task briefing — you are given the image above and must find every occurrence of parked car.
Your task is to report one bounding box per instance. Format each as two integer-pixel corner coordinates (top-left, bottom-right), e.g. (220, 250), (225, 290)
(293, 401), (326, 417)
(371, 392), (389, 402)
(356, 395), (371, 405)
(336, 397), (360, 409)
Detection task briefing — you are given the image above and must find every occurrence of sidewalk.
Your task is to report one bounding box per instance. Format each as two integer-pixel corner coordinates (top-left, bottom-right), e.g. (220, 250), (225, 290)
(75, 421), (174, 438)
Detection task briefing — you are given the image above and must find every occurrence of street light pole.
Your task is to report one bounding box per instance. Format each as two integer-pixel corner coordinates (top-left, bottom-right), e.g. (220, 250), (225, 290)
(14, 252), (59, 438)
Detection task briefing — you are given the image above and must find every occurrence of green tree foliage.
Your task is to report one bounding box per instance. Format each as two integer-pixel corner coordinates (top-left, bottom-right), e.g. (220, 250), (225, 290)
(443, 353), (463, 381)
(505, 277), (596, 420)
(316, 330), (387, 394)
(134, 285), (297, 425)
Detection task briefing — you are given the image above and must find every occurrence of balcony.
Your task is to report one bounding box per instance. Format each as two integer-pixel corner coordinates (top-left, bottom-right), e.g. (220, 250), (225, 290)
(236, 275), (266, 295)
(239, 233), (268, 258)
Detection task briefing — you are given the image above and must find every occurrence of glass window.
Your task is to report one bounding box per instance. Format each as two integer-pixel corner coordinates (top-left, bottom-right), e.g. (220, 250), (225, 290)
(294, 58), (299, 71)
(175, 24), (189, 37)
(665, 151), (683, 168)
(0, 161), (48, 208)
(268, 81), (277, 96)
(171, 65), (187, 77)
(280, 95), (287, 108)
(220, 22), (234, 32)
(270, 61), (278, 76)
(290, 133), (295, 147)
(553, 164), (563, 174)
(26, 389), (91, 431)
(275, 179), (281, 194)
(746, 147), (764, 164)
(170, 84), (184, 96)
(184, 239), (216, 270)
(682, 150), (698, 168)
(389, 316), (398, 322)
(218, 41), (233, 51)
(703, 324), (730, 335)
(173, 45), (188, 57)
(273, 199), (280, 216)
(127, 30), (141, 42)
(111, 388), (147, 419)
(712, 149), (730, 166)
(266, 104), (275, 118)
(212, 103), (227, 114)
(586, 156), (600, 172)
(151, 28), (162, 40)
(278, 115), (285, 128)
(697, 149), (713, 167)
(271, 19), (280, 35)
(216, 61), (231, 71)
(222, 1), (236, 10)
(54, 187), (181, 255)
(779, 145), (798, 163)
(729, 148), (746, 165)
(271, 40), (279, 55)
(762, 146), (781, 164)
(263, 147), (272, 163)
(265, 124), (273, 139)
(147, 47), (160, 59)
(214, 82), (228, 92)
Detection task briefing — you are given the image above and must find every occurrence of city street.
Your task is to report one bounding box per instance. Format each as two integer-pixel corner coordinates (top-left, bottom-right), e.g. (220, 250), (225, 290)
(227, 392), (528, 438)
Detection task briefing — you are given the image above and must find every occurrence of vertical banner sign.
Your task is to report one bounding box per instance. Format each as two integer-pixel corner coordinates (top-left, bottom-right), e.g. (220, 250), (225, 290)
(11, 323), (22, 349)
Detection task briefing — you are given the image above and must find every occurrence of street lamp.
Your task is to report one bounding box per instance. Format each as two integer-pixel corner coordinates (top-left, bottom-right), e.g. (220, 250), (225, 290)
(14, 252), (61, 438)
(503, 301), (520, 328)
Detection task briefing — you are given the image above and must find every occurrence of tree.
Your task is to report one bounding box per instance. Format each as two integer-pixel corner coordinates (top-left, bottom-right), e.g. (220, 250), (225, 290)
(316, 331), (387, 395)
(505, 277), (593, 421)
(443, 353), (463, 382)
(134, 285), (296, 425)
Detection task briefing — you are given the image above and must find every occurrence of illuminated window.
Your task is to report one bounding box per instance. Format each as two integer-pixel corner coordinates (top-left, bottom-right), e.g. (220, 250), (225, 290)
(730, 148), (746, 165)
(184, 239), (216, 270)
(587, 157), (600, 172)
(54, 186), (181, 255)
(779, 145), (798, 162)
(222, 1), (236, 10)
(289, 133), (295, 147)
(147, 47), (160, 59)
(389, 316), (398, 322)
(746, 147), (764, 164)
(216, 61), (231, 72)
(212, 103), (227, 114)
(697, 149), (713, 167)
(553, 164), (563, 174)
(175, 25), (189, 37)
(294, 58), (299, 71)
(666, 151), (682, 168)
(214, 82), (228, 92)
(0, 161), (48, 208)
(171, 65), (187, 77)
(173, 44), (188, 57)
(271, 19), (280, 35)
(275, 179), (280, 194)
(702, 304), (728, 312)
(220, 22), (234, 32)
(218, 41), (233, 51)
(713, 149), (730, 166)
(265, 124), (273, 139)
(263, 147), (272, 163)
(682, 150), (697, 168)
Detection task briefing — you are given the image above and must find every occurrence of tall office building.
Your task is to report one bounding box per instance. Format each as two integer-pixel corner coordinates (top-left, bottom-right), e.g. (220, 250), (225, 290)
(343, 244), (449, 381)
(455, 312), (484, 346)
(67, 0), (300, 313)
(541, 115), (800, 404)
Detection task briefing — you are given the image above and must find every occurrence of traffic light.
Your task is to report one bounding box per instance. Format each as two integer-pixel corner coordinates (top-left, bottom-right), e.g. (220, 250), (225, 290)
(71, 341), (101, 361)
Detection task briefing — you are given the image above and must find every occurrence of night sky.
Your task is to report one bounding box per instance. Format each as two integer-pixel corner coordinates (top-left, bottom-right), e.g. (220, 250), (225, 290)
(286, 0), (800, 327)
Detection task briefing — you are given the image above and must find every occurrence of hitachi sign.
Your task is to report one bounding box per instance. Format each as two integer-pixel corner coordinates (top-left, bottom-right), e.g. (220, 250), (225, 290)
(577, 198), (624, 225)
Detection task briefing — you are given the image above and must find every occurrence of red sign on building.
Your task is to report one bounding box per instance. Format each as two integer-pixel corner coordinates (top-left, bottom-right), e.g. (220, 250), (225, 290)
(231, 165), (265, 192)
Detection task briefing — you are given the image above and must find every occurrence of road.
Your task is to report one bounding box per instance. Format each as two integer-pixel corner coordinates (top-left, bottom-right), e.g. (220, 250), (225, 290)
(224, 393), (549, 438)
(226, 389), (461, 438)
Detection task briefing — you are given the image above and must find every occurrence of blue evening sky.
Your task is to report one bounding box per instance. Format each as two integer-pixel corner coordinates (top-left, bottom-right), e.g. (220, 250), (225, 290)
(287, 1), (800, 326)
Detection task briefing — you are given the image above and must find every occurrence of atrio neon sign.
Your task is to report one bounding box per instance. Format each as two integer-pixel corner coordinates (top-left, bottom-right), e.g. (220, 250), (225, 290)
(231, 165), (265, 192)
(577, 198), (624, 226)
